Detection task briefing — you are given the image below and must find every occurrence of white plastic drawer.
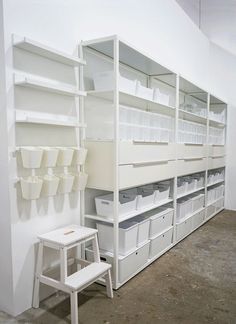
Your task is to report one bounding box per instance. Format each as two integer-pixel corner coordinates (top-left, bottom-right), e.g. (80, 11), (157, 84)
(119, 160), (175, 189)
(176, 217), (192, 241)
(208, 156), (225, 169)
(149, 227), (173, 259)
(119, 142), (176, 164)
(177, 144), (207, 159)
(192, 210), (205, 230)
(208, 145), (225, 157)
(177, 158), (206, 176)
(148, 208), (174, 238)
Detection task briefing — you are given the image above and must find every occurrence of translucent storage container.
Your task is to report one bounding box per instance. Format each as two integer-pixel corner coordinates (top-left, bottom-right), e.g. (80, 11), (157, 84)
(57, 174), (75, 194)
(96, 221), (138, 255)
(41, 175), (59, 197)
(192, 193), (205, 212)
(20, 176), (43, 200)
(93, 71), (137, 95)
(136, 81), (154, 100)
(71, 147), (88, 165)
(20, 146), (43, 169)
(56, 147), (74, 166)
(41, 147), (59, 168)
(132, 215), (150, 246)
(95, 193), (137, 218)
(146, 207), (174, 238)
(72, 172), (88, 191)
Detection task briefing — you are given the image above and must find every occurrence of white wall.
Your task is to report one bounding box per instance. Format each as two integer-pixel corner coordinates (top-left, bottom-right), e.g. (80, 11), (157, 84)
(1, 0), (236, 316)
(175, 0), (200, 27)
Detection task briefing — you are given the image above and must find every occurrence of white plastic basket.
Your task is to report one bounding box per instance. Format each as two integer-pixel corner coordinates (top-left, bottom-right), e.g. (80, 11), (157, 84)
(132, 215), (150, 246)
(71, 147), (88, 165)
(56, 147), (74, 166)
(97, 221), (138, 255)
(95, 193), (137, 218)
(136, 81), (153, 100)
(41, 175), (59, 197)
(41, 147), (59, 168)
(57, 174), (75, 194)
(20, 146), (43, 169)
(73, 172), (88, 191)
(20, 176), (43, 200)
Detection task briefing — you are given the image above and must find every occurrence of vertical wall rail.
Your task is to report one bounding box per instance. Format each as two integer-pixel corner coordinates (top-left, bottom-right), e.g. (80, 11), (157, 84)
(205, 92), (210, 217)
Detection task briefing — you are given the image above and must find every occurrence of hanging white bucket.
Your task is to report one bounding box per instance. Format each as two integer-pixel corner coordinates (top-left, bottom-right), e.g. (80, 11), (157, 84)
(73, 172), (88, 191)
(20, 146), (43, 169)
(71, 147), (88, 165)
(41, 147), (59, 168)
(58, 174), (75, 194)
(41, 175), (59, 196)
(20, 176), (43, 200)
(56, 147), (74, 166)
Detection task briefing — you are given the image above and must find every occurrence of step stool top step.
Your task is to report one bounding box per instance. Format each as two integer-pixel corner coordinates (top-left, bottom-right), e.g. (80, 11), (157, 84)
(65, 262), (111, 290)
(38, 225), (98, 247)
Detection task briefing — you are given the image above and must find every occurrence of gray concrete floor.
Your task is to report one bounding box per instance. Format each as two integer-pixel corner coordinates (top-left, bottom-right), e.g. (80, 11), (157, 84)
(1, 210), (236, 324)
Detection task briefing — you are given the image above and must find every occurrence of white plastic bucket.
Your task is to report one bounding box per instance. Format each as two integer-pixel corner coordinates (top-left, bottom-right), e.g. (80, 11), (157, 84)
(73, 172), (88, 191)
(58, 174), (75, 194)
(41, 175), (59, 196)
(41, 147), (59, 168)
(20, 146), (43, 169)
(56, 147), (74, 166)
(71, 147), (88, 165)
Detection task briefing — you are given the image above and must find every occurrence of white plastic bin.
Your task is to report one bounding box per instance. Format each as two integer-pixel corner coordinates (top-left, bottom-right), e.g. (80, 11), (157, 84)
(132, 215), (150, 246)
(73, 172), (88, 191)
(41, 147), (59, 168)
(146, 207), (174, 238)
(97, 221), (138, 255)
(57, 174), (74, 194)
(192, 193), (204, 212)
(177, 179), (187, 196)
(177, 198), (192, 221)
(149, 227), (173, 259)
(56, 147), (74, 166)
(153, 88), (170, 106)
(41, 175), (59, 197)
(95, 193), (137, 218)
(71, 147), (88, 165)
(136, 81), (153, 100)
(20, 146), (43, 169)
(155, 183), (170, 203)
(20, 176), (43, 200)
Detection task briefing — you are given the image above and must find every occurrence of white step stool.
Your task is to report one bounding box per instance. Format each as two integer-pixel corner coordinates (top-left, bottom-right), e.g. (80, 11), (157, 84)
(33, 225), (113, 324)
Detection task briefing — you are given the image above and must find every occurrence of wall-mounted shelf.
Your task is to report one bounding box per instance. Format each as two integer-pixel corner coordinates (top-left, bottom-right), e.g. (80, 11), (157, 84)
(207, 179), (224, 187)
(15, 110), (86, 128)
(209, 119), (225, 127)
(14, 74), (86, 97)
(13, 34), (86, 66)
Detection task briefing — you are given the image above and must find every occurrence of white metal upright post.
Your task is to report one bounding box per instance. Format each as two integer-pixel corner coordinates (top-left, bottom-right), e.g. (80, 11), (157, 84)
(205, 92), (210, 218)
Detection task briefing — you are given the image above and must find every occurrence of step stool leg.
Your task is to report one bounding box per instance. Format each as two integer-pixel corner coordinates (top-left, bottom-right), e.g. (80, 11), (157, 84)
(105, 269), (113, 299)
(92, 234), (100, 263)
(70, 291), (79, 324)
(32, 241), (44, 308)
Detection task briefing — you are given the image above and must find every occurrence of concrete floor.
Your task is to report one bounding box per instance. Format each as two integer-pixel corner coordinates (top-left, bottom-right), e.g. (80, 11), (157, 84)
(1, 209), (236, 324)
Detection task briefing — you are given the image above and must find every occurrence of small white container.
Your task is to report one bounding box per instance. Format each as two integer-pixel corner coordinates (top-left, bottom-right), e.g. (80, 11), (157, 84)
(147, 207), (174, 238)
(192, 193), (204, 212)
(132, 215), (150, 246)
(136, 81), (154, 101)
(56, 147), (74, 166)
(97, 221), (138, 255)
(155, 185), (170, 203)
(41, 147), (59, 168)
(95, 193), (137, 218)
(20, 146), (43, 169)
(57, 174), (75, 194)
(73, 172), (88, 191)
(20, 176), (43, 200)
(41, 175), (59, 197)
(71, 147), (88, 165)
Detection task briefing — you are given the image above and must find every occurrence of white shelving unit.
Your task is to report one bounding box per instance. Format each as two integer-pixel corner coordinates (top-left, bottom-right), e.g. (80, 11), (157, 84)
(80, 35), (227, 289)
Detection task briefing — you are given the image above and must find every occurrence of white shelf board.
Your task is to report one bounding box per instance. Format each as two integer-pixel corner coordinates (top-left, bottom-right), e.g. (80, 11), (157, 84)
(87, 90), (176, 116)
(207, 196), (224, 207)
(179, 109), (207, 124)
(177, 186), (205, 199)
(13, 34), (86, 66)
(209, 119), (225, 127)
(176, 207), (205, 224)
(14, 74), (86, 97)
(207, 179), (224, 188)
(15, 110), (86, 127)
(85, 198), (173, 224)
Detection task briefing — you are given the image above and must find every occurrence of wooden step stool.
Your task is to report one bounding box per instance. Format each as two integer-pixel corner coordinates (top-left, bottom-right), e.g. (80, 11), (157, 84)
(32, 225), (113, 324)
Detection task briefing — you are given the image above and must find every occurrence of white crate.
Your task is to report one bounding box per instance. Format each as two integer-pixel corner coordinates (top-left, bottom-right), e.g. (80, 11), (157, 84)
(149, 227), (173, 259)
(95, 193), (137, 218)
(136, 81), (154, 100)
(132, 215), (150, 246)
(146, 207), (174, 238)
(93, 70), (137, 94)
(97, 221), (138, 255)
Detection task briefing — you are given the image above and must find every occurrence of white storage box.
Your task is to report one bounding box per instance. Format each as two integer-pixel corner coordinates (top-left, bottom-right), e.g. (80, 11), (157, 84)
(153, 88), (170, 106)
(56, 147), (74, 166)
(177, 198), (192, 221)
(121, 187), (155, 209)
(41, 175), (59, 197)
(206, 204), (215, 219)
(41, 147), (59, 168)
(57, 174), (74, 194)
(192, 193), (204, 212)
(20, 176), (43, 200)
(132, 215), (150, 246)
(149, 227), (173, 259)
(136, 81), (153, 101)
(95, 193), (137, 218)
(20, 146), (43, 169)
(72, 172), (88, 191)
(192, 210), (205, 230)
(146, 207), (174, 238)
(93, 71), (137, 95)
(71, 147), (88, 165)
(185, 177), (195, 191)
(176, 217), (192, 241)
(177, 179), (187, 196)
(97, 221), (138, 255)
(155, 183), (170, 203)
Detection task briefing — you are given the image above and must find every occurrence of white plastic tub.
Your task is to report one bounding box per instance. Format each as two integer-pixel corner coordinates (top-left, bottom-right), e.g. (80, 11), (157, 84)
(146, 207), (174, 238)
(177, 198), (192, 221)
(41, 175), (59, 197)
(56, 147), (74, 166)
(155, 184), (170, 203)
(73, 172), (88, 191)
(136, 81), (153, 101)
(41, 147), (59, 168)
(20, 146), (43, 169)
(177, 179), (187, 196)
(132, 215), (150, 246)
(71, 147), (88, 165)
(96, 221), (138, 255)
(57, 174), (74, 194)
(20, 176), (43, 200)
(192, 193), (204, 212)
(95, 193), (137, 218)
(93, 71), (137, 94)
